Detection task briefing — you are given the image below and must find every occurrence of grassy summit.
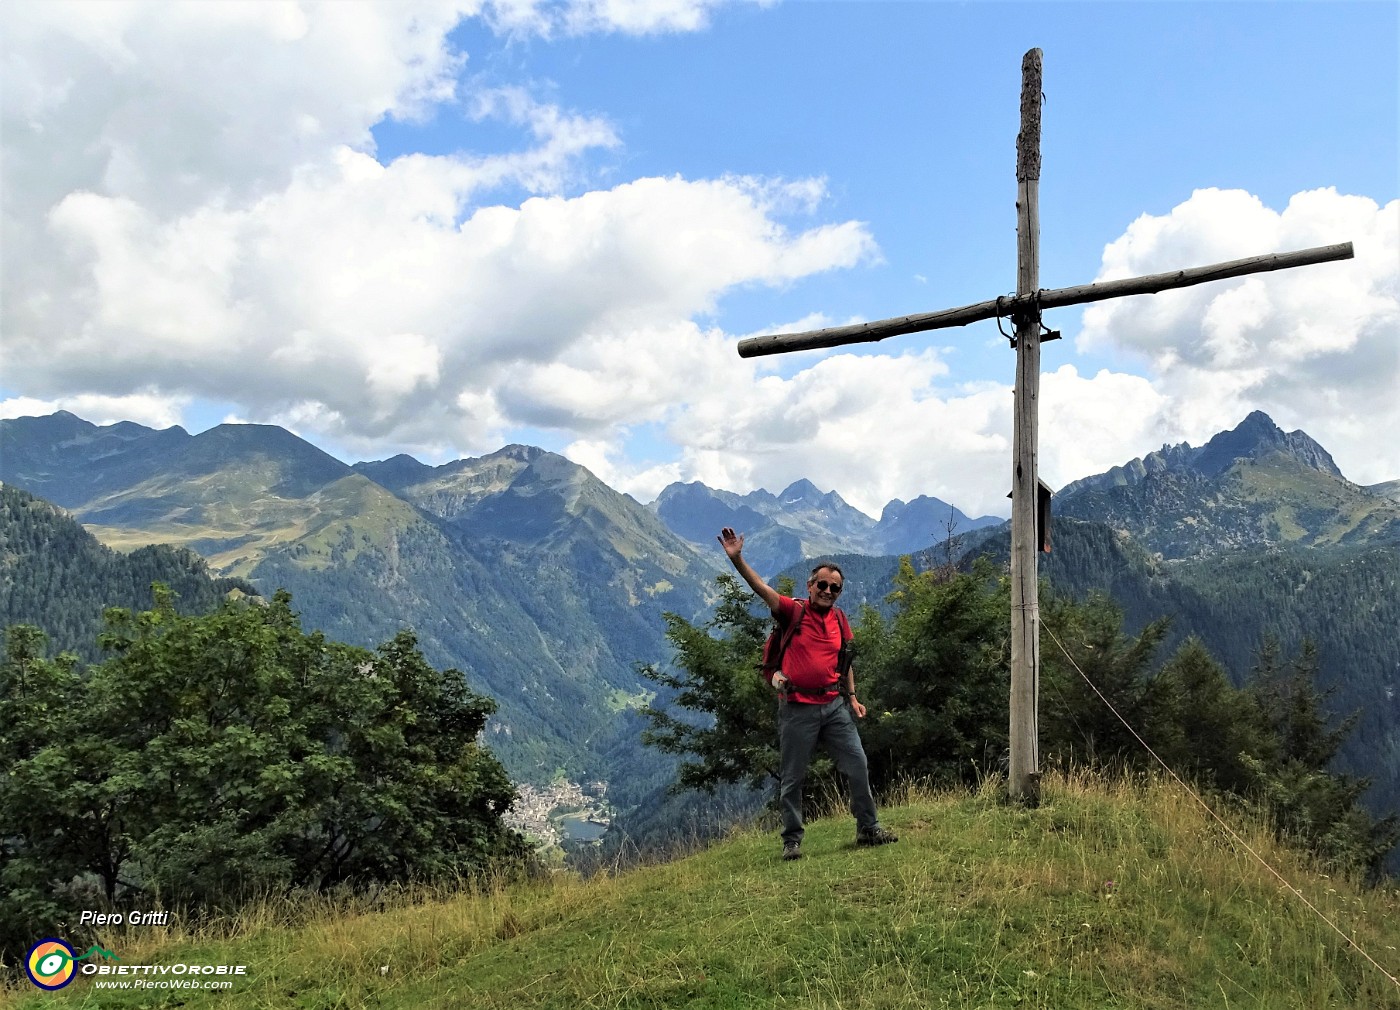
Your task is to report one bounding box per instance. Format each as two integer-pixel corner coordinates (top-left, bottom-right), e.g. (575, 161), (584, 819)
(6, 773), (1398, 1009)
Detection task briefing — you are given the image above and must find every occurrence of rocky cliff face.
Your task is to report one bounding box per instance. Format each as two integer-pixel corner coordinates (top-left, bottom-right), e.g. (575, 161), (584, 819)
(1055, 412), (1399, 558)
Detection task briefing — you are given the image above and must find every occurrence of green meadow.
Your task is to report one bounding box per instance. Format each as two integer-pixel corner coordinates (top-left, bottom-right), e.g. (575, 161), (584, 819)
(6, 772), (1398, 1010)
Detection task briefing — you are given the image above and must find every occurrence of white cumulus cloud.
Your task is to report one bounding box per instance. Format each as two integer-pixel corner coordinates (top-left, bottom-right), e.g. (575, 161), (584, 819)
(3, 4), (1393, 525)
(1, 1), (875, 469)
(490, 0), (756, 37)
(1077, 187), (1399, 484)
(0, 392), (189, 431)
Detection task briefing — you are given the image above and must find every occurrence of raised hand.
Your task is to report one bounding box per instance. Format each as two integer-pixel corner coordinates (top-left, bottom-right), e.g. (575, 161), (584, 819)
(717, 527), (780, 613)
(717, 526), (744, 560)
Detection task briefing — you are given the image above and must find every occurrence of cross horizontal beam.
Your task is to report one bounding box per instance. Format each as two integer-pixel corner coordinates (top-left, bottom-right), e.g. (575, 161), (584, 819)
(736, 241), (1353, 359)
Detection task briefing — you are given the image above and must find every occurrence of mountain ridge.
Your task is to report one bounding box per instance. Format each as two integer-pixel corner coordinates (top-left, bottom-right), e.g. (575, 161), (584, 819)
(3, 407), (1396, 794)
(1054, 411), (1400, 559)
(1058, 409), (1345, 497)
(650, 477), (1002, 576)
(0, 413), (718, 783)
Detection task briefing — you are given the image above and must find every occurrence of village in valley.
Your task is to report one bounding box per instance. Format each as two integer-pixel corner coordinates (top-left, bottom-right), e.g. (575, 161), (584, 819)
(504, 779), (612, 850)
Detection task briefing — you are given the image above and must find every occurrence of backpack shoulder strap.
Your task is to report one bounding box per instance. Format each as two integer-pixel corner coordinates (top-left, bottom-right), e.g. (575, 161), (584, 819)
(834, 606), (852, 642)
(779, 599), (806, 649)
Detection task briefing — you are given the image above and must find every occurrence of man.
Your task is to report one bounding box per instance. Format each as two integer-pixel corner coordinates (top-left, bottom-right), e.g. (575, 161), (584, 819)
(717, 526), (898, 861)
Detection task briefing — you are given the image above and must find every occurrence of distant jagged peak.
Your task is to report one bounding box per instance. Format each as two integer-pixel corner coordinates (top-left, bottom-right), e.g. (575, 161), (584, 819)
(490, 443), (551, 465)
(880, 493), (955, 520)
(1061, 411), (1344, 497)
(464, 444), (599, 491)
(778, 477), (823, 502)
(1056, 441), (1193, 497)
(428, 444), (604, 504)
(352, 453), (433, 492)
(34, 408), (94, 430)
(1195, 410), (1341, 478)
(880, 497), (908, 517)
(654, 479), (713, 499)
(777, 478), (859, 514)
(653, 480), (747, 509)
(358, 445), (597, 509)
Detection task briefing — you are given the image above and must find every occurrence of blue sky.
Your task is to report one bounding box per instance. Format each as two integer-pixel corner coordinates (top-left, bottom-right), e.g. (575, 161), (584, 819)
(3, 1), (1396, 518)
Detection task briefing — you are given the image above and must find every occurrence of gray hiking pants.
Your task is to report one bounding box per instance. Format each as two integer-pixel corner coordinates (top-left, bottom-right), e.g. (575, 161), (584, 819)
(777, 695), (879, 845)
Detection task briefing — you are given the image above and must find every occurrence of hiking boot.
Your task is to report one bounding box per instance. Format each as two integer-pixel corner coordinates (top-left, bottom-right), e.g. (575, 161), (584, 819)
(782, 842), (803, 861)
(856, 826), (899, 847)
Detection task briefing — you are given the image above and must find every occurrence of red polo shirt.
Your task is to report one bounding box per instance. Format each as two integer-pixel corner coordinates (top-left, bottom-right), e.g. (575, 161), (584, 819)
(774, 595), (844, 704)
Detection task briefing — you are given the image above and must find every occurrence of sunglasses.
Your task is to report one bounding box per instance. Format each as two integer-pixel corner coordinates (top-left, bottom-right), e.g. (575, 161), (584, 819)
(812, 580), (843, 595)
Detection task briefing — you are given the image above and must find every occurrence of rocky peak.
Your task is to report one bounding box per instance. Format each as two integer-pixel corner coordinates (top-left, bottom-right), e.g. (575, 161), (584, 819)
(353, 454), (432, 492)
(1194, 411), (1341, 479)
(779, 478), (823, 504)
(494, 444), (548, 465)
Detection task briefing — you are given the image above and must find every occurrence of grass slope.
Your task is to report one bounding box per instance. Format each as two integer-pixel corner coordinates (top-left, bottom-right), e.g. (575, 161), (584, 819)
(6, 773), (1399, 1009)
(82, 473), (420, 578)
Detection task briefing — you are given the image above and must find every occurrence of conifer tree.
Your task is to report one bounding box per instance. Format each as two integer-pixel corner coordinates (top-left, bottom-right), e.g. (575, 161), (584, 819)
(1038, 592), (1172, 771)
(639, 574), (780, 792)
(856, 556), (1010, 790)
(1244, 637), (1398, 879)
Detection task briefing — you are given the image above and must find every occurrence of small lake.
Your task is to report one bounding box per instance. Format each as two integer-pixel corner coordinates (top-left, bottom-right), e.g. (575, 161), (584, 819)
(557, 811), (608, 842)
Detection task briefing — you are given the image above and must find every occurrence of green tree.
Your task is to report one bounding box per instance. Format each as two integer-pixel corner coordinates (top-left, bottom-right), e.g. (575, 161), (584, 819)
(857, 557), (1011, 791)
(638, 574), (779, 793)
(1149, 636), (1271, 795)
(0, 588), (526, 963)
(1244, 637), (1399, 879)
(1039, 592), (1172, 772)
(0, 626), (91, 960)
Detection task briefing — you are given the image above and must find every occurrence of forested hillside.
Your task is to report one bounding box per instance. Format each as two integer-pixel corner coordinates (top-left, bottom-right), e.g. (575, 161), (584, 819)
(4, 409), (1394, 853)
(0, 415), (720, 785)
(967, 521), (1400, 831)
(0, 484), (256, 659)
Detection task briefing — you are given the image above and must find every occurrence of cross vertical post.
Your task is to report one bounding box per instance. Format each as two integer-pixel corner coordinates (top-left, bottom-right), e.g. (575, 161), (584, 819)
(1009, 48), (1043, 804)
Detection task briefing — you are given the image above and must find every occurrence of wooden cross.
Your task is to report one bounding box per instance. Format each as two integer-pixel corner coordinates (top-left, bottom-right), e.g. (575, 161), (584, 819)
(736, 48), (1353, 804)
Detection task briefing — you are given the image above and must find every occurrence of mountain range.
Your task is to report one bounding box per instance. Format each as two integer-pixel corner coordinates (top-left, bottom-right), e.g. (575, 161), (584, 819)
(0, 411), (717, 779)
(1055, 410), (1400, 557)
(652, 479), (1000, 576)
(2, 408), (1397, 818)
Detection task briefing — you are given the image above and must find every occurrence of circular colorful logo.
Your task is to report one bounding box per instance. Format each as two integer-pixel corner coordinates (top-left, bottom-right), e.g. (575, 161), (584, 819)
(26, 938), (77, 990)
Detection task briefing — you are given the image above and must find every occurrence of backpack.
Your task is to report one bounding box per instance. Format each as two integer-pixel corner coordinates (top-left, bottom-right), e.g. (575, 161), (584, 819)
(758, 601), (854, 689)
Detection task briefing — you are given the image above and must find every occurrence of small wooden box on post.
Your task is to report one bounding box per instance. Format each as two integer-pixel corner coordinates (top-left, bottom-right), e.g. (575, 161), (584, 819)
(1008, 479), (1053, 554)
(733, 47), (1352, 807)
